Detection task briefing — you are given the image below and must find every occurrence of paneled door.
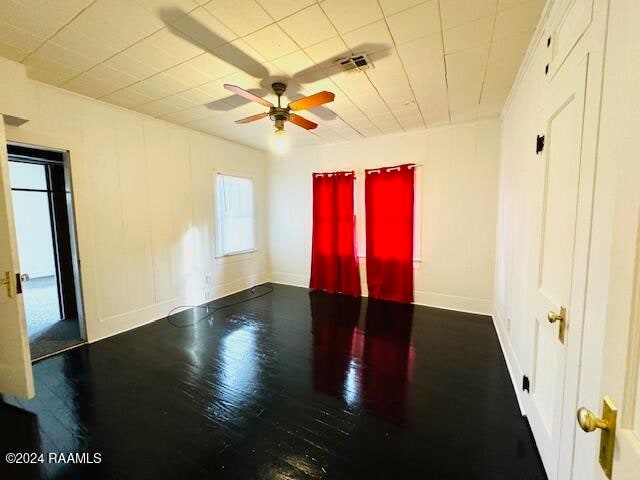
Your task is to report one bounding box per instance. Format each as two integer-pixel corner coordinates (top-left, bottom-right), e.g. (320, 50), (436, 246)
(526, 54), (591, 480)
(0, 119), (34, 398)
(575, 0), (640, 475)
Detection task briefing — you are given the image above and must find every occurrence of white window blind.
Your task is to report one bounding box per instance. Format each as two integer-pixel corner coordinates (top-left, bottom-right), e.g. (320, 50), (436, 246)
(216, 174), (255, 256)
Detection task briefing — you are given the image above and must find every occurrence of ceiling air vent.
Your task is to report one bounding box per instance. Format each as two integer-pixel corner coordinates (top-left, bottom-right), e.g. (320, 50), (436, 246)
(337, 54), (373, 73)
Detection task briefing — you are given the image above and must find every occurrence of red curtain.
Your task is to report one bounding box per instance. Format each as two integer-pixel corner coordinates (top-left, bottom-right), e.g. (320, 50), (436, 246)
(310, 172), (361, 296)
(365, 164), (415, 303)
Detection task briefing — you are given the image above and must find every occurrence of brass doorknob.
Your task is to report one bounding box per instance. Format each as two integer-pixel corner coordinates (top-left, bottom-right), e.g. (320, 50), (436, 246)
(548, 308), (565, 323)
(577, 407), (609, 432)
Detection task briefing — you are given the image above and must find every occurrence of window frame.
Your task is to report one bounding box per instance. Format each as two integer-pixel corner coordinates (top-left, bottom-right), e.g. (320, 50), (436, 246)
(214, 171), (257, 259)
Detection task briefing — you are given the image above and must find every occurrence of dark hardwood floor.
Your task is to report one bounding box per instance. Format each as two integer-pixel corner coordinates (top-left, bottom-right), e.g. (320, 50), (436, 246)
(0, 284), (546, 480)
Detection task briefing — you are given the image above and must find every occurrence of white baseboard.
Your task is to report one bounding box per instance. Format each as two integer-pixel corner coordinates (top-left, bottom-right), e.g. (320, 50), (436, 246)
(90, 272), (270, 343)
(269, 272), (492, 316)
(492, 309), (526, 415)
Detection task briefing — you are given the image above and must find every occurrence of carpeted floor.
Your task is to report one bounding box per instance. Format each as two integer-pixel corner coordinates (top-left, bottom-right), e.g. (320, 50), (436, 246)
(29, 319), (82, 360)
(22, 276), (61, 337)
(22, 275), (82, 359)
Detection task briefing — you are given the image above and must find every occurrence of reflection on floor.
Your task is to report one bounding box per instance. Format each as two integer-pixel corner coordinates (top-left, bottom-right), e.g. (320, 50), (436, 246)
(23, 276), (61, 337)
(0, 284), (547, 480)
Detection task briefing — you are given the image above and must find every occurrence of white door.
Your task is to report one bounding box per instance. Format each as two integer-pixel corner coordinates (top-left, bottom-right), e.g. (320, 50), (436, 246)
(525, 54), (591, 480)
(573, 0), (640, 476)
(0, 119), (34, 398)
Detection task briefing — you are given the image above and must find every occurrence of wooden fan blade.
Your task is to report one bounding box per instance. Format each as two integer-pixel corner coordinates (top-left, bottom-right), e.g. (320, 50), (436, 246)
(235, 112), (269, 124)
(224, 84), (273, 108)
(289, 113), (318, 130)
(288, 91), (335, 111)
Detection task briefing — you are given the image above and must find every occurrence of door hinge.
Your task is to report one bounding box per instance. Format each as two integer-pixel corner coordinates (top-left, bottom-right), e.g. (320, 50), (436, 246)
(547, 36), (552, 47)
(16, 273), (23, 295)
(536, 135), (545, 154)
(522, 375), (530, 393)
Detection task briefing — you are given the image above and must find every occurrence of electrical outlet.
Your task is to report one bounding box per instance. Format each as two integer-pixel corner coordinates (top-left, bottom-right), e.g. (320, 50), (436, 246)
(205, 274), (212, 285)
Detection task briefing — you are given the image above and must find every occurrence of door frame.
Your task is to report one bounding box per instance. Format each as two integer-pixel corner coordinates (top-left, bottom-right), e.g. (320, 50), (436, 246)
(7, 140), (87, 350)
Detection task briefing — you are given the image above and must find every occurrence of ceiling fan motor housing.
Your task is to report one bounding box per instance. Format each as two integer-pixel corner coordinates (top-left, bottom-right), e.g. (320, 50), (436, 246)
(271, 82), (287, 96)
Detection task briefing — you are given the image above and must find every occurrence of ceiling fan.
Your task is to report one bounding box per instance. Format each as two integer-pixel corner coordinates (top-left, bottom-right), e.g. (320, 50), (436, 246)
(224, 82), (335, 136)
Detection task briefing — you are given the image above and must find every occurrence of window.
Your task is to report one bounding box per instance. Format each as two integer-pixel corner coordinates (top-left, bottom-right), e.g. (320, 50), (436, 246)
(215, 174), (255, 256)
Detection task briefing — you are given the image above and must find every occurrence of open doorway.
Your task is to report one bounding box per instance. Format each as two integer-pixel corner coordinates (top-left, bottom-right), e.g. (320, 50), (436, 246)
(7, 143), (84, 360)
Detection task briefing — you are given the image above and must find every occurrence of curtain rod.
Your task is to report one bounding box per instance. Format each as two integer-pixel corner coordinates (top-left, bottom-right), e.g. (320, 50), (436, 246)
(313, 164), (423, 177)
(364, 163), (422, 174)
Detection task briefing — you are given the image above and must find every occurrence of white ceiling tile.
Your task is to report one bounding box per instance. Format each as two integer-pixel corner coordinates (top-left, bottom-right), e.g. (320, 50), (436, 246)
(498, 0), (542, 11)
(0, 42), (30, 62)
(0, 0), (83, 39)
(198, 79), (239, 101)
(211, 38), (267, 77)
(387, 1), (441, 45)
(102, 87), (158, 108)
(164, 93), (198, 110)
(135, 99), (179, 117)
(379, 0), (427, 16)
(443, 15), (494, 54)
(303, 36), (348, 65)
(320, 0), (383, 34)
(0, 21), (46, 58)
(488, 32), (531, 66)
(440, 0), (497, 29)
(243, 24), (298, 61)
(49, 27), (119, 64)
(104, 53), (160, 79)
(343, 21), (394, 54)
(170, 6), (237, 51)
(178, 87), (217, 104)
(136, 0), (200, 20)
(445, 46), (488, 122)
(398, 33), (449, 126)
(493, 0), (543, 40)
(270, 50), (315, 77)
(161, 106), (211, 124)
(68, 0), (165, 51)
(127, 79), (172, 99)
(124, 39), (183, 71)
(25, 61), (81, 85)
(23, 53), (83, 82)
(165, 62), (211, 87)
(63, 74), (121, 98)
(256, 0), (315, 21)
(86, 63), (139, 89)
(28, 42), (97, 72)
(146, 28), (204, 60)
(278, 5), (337, 49)
(186, 52), (238, 79)
(365, 49), (408, 88)
(204, 0), (272, 36)
(19, 0), (94, 24)
(144, 72), (191, 95)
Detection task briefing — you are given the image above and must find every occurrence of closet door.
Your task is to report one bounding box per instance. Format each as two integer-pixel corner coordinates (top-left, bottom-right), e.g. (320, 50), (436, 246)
(526, 54), (590, 480)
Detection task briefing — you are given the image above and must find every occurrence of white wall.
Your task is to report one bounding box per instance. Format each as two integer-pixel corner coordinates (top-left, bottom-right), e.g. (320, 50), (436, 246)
(268, 120), (501, 315)
(1, 58), (269, 342)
